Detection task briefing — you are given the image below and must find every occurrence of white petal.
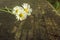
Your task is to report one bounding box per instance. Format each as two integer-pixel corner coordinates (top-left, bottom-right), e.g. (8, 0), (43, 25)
(16, 14), (20, 21)
(29, 8), (32, 13)
(22, 3), (30, 8)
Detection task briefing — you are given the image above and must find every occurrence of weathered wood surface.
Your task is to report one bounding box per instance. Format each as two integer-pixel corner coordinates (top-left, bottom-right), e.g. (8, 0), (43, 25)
(0, 0), (60, 40)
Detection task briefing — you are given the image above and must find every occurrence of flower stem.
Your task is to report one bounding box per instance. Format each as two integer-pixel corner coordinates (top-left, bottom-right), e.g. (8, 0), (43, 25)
(5, 7), (12, 11)
(0, 9), (12, 14)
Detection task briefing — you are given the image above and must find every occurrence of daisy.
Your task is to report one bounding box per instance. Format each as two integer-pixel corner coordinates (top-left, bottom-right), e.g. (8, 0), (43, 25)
(22, 3), (32, 16)
(12, 6), (23, 15)
(16, 9), (27, 21)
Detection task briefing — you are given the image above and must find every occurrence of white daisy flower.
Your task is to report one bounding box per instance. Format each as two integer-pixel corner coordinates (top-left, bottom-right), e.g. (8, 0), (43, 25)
(16, 10), (27, 21)
(12, 6), (23, 15)
(22, 3), (32, 16)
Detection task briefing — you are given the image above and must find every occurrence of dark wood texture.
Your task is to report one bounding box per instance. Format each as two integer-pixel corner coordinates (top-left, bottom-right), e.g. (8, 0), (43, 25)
(0, 0), (60, 40)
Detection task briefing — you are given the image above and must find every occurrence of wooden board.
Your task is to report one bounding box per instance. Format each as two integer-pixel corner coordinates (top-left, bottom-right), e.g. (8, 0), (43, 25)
(0, 0), (60, 40)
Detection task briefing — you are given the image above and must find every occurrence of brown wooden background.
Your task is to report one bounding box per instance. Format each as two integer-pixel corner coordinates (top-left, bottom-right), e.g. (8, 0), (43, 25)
(0, 0), (60, 40)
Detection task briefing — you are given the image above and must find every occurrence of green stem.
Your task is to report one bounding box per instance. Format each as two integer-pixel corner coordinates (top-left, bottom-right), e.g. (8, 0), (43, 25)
(0, 9), (12, 14)
(5, 7), (12, 11)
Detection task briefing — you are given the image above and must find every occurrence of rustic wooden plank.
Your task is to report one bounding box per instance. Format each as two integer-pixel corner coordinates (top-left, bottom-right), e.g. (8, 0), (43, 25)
(0, 0), (60, 40)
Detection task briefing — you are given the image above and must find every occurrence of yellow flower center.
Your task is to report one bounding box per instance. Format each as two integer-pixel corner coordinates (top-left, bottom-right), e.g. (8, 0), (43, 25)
(16, 9), (18, 13)
(19, 13), (23, 17)
(24, 8), (29, 13)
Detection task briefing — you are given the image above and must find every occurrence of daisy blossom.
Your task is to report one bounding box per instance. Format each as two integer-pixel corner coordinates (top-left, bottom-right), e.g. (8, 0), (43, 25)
(22, 3), (32, 16)
(12, 6), (23, 15)
(16, 9), (27, 21)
